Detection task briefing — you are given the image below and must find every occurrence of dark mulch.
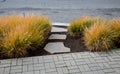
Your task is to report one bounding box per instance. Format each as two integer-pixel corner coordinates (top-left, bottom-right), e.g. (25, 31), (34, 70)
(64, 34), (88, 52)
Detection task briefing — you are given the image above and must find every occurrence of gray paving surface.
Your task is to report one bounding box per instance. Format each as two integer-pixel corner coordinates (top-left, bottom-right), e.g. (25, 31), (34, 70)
(0, 0), (120, 22)
(0, 50), (120, 74)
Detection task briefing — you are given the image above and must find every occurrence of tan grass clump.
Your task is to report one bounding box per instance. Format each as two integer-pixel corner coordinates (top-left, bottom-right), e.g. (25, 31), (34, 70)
(84, 22), (114, 51)
(0, 15), (51, 57)
(68, 16), (101, 37)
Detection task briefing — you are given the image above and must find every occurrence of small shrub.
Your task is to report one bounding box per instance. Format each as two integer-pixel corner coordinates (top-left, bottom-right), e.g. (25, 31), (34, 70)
(110, 19), (120, 47)
(84, 22), (114, 51)
(68, 16), (101, 37)
(0, 15), (51, 58)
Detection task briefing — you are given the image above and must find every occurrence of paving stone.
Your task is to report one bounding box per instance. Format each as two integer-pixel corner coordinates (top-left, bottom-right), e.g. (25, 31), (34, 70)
(34, 64), (45, 70)
(34, 70), (39, 74)
(11, 59), (17, 66)
(46, 72), (58, 74)
(65, 61), (71, 66)
(27, 64), (34, 71)
(53, 23), (69, 26)
(89, 52), (97, 57)
(110, 56), (120, 61)
(49, 63), (56, 68)
(43, 56), (54, 63)
(88, 63), (101, 71)
(62, 67), (69, 74)
(55, 61), (66, 68)
(65, 60), (76, 67)
(57, 68), (64, 74)
(46, 68), (56, 72)
(78, 65), (86, 72)
(97, 70), (105, 74)
(103, 68), (116, 73)
(4, 67), (10, 74)
(68, 66), (78, 70)
(62, 54), (73, 61)
(71, 53), (78, 59)
(69, 68), (80, 73)
(56, 64), (66, 68)
(81, 71), (94, 74)
(51, 27), (67, 32)
(76, 72), (82, 74)
(90, 66), (101, 71)
(109, 63), (120, 68)
(57, 55), (64, 61)
(22, 65), (28, 72)
(17, 59), (23, 66)
(43, 56), (53, 60)
(0, 67), (4, 74)
(76, 53), (84, 59)
(33, 57), (39, 64)
(103, 62), (111, 69)
(16, 72), (22, 74)
(45, 63), (50, 69)
(22, 57), (33, 65)
(22, 71), (34, 74)
(0, 63), (11, 68)
(52, 55), (59, 61)
(49, 34), (66, 39)
(39, 70), (45, 74)
(94, 57), (106, 63)
(98, 63), (108, 69)
(44, 42), (70, 54)
(83, 65), (90, 72)
(76, 60), (87, 65)
(10, 66), (22, 73)
(88, 58), (96, 63)
(114, 68), (120, 74)
(0, 59), (11, 64)
(55, 61), (65, 65)
(38, 57), (44, 63)
(83, 58), (91, 64)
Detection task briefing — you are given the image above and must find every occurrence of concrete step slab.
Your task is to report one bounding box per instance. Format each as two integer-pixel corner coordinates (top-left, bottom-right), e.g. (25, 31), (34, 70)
(44, 42), (70, 54)
(53, 23), (69, 26)
(49, 34), (66, 40)
(51, 27), (67, 32)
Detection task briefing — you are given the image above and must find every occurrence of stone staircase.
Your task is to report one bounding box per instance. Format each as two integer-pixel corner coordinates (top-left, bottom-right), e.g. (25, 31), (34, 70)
(44, 23), (70, 54)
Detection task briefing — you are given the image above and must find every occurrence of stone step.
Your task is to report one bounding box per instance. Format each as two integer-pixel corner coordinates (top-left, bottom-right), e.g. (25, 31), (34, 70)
(51, 27), (67, 32)
(53, 23), (69, 27)
(49, 34), (66, 40)
(44, 42), (70, 54)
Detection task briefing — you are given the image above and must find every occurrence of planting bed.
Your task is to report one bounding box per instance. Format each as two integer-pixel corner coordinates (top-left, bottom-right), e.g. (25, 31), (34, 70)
(1, 16), (120, 60)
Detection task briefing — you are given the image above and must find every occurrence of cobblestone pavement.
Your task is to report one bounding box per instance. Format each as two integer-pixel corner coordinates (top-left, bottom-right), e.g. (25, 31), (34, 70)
(0, 50), (120, 74)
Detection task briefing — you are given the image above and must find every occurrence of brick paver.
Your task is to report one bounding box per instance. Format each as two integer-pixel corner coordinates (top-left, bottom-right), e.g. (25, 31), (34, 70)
(0, 50), (120, 74)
